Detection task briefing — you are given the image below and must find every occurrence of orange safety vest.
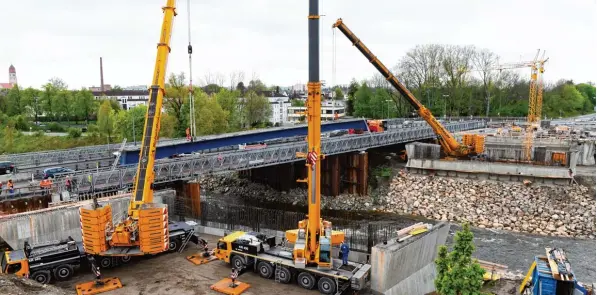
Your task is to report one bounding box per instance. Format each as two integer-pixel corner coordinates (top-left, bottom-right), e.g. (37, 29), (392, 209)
(7, 182), (13, 189)
(40, 179), (52, 189)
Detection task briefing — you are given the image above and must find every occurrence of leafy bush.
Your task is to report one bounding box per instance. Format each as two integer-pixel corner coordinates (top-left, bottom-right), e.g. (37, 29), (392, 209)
(14, 115), (30, 131)
(67, 128), (82, 138)
(46, 122), (66, 132)
(435, 223), (485, 295)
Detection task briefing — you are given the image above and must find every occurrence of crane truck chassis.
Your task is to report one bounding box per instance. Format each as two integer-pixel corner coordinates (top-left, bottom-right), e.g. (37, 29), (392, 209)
(1, 221), (201, 284)
(214, 231), (371, 295)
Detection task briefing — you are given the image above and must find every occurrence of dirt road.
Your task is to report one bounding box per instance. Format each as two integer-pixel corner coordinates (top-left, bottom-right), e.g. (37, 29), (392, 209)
(56, 234), (322, 295)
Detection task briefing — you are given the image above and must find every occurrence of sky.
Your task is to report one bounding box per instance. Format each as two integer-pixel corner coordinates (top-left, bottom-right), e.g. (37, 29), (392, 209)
(2, 0), (596, 90)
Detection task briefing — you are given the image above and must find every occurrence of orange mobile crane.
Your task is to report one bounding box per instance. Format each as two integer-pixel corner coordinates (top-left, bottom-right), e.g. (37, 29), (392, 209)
(76, 1), (201, 293)
(332, 19), (481, 158)
(212, 1), (371, 294)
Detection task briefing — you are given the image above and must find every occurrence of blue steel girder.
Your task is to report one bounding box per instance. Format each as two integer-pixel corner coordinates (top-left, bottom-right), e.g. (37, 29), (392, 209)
(121, 119), (369, 165)
(52, 121), (485, 194)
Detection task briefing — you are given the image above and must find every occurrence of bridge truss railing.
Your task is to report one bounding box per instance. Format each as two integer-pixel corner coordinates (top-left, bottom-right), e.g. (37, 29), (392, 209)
(53, 121), (485, 194)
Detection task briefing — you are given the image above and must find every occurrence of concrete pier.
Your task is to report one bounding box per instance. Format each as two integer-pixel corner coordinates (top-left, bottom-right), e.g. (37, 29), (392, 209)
(0, 190), (176, 249)
(370, 222), (450, 295)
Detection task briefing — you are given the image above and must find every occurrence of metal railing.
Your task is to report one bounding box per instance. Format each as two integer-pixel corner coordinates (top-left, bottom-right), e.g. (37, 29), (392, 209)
(45, 121), (484, 195)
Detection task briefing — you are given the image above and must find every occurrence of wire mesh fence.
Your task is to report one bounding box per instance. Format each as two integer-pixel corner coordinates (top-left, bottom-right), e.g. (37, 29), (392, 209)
(185, 199), (414, 253)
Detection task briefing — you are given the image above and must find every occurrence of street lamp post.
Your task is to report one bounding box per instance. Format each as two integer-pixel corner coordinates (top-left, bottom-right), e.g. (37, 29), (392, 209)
(385, 100), (392, 119)
(442, 94), (449, 118)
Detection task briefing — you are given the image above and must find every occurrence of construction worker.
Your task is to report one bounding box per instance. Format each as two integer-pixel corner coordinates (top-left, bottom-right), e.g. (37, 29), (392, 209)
(65, 176), (72, 192)
(7, 179), (14, 195)
(340, 241), (350, 265)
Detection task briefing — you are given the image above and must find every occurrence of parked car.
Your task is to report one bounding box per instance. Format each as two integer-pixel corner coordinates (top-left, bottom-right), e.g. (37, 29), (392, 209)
(43, 167), (75, 179)
(0, 161), (15, 175)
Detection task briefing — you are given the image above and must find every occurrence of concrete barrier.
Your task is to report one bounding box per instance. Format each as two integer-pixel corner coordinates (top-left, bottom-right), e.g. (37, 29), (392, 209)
(407, 158), (573, 185)
(0, 190), (176, 249)
(370, 222), (450, 295)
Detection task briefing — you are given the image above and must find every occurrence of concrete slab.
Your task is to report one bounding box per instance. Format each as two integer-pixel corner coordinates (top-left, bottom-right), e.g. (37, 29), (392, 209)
(370, 222), (450, 295)
(0, 190), (176, 249)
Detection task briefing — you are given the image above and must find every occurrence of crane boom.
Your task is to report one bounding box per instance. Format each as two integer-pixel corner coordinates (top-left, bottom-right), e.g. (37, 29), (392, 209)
(129, 0), (177, 218)
(332, 19), (470, 157)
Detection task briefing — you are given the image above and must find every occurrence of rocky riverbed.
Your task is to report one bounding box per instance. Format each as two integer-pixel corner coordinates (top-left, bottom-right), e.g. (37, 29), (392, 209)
(201, 172), (595, 239)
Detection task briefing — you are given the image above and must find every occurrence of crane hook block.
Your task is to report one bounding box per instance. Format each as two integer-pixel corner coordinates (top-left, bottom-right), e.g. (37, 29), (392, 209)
(188, 44), (193, 54)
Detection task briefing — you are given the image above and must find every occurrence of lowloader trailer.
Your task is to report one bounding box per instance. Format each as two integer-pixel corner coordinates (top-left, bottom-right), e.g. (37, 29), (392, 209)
(214, 231), (371, 295)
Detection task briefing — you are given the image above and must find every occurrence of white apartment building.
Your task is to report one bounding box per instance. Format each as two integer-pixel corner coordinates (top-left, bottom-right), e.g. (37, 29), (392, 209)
(287, 100), (346, 124)
(91, 89), (150, 110)
(270, 97), (291, 126)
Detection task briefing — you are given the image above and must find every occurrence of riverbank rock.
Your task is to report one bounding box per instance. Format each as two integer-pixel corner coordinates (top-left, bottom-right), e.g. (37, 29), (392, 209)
(385, 174), (596, 238)
(200, 172), (596, 239)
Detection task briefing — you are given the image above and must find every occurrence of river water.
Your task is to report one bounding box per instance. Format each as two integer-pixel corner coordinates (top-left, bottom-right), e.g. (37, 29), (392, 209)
(448, 225), (596, 283)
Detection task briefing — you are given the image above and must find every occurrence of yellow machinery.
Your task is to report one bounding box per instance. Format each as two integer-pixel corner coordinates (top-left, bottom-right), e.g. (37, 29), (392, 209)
(283, 0), (345, 269)
(524, 51), (548, 161)
(332, 19), (479, 158)
(77, 0), (177, 292)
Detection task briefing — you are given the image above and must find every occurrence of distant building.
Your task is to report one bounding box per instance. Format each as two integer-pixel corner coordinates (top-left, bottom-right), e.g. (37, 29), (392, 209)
(287, 100), (345, 124)
(0, 65), (17, 89)
(89, 84), (112, 92)
(92, 89), (150, 110)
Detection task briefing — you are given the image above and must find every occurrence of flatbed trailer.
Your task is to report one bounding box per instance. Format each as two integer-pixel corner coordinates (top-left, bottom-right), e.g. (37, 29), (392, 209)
(1, 221), (202, 284)
(215, 231), (371, 295)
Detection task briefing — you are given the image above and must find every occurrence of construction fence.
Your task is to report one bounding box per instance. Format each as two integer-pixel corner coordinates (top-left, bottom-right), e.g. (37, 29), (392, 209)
(172, 198), (417, 253)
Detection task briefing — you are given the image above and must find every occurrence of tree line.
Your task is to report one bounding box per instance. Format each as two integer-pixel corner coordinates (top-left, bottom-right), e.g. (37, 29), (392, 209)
(344, 44), (595, 119)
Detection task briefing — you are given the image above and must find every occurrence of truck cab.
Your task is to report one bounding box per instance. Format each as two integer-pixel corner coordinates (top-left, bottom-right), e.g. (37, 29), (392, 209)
(1, 250), (29, 278)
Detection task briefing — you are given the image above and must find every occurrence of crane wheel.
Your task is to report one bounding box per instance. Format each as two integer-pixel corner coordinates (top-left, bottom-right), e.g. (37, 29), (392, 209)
(257, 261), (273, 279)
(231, 255), (245, 270)
(168, 239), (181, 252)
(297, 272), (316, 290)
(53, 264), (74, 281)
(318, 277), (336, 295)
(119, 256), (132, 264)
(31, 270), (51, 284)
(99, 257), (113, 268)
(277, 267), (292, 284)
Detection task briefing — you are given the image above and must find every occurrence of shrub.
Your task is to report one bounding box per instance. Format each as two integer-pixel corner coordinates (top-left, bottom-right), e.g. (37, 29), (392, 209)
(67, 128), (82, 138)
(46, 122), (66, 132)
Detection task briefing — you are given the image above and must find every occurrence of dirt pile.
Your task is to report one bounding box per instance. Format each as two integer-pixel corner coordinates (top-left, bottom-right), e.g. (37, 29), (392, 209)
(387, 174), (596, 238)
(0, 275), (73, 295)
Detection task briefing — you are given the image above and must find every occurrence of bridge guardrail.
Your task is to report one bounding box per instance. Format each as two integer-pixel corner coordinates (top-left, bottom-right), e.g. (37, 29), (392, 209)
(47, 121), (485, 195)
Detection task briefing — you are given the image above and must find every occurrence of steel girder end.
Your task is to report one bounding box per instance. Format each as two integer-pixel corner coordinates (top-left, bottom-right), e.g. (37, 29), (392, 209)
(75, 277), (123, 295)
(210, 278), (251, 295)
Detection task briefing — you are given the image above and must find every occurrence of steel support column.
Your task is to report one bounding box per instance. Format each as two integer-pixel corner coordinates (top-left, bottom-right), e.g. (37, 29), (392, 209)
(357, 152), (369, 196)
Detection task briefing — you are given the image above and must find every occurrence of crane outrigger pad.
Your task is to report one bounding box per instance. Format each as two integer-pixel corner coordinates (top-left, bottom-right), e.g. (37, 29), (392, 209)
(210, 278), (251, 295)
(187, 253), (217, 265)
(75, 277), (123, 295)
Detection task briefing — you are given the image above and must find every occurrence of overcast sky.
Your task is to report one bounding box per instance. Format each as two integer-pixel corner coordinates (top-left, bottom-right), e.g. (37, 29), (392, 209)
(2, 0), (596, 89)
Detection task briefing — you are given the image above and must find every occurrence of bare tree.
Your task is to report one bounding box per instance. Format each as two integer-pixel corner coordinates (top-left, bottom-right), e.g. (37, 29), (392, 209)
(473, 49), (498, 116)
(214, 72), (226, 87)
(229, 71), (246, 91)
(201, 72), (214, 86)
(441, 45), (475, 115)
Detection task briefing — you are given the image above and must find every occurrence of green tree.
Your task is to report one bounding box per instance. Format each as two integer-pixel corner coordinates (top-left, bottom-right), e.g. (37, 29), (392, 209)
(114, 105), (146, 143)
(575, 83), (596, 107)
(370, 88), (394, 118)
(74, 88), (96, 123)
(215, 88), (242, 131)
(159, 113), (178, 138)
(346, 79), (360, 115)
(194, 91), (229, 135)
(290, 99), (305, 107)
(247, 80), (267, 92)
(164, 72), (188, 136)
(435, 223), (485, 295)
(6, 85), (22, 116)
(243, 91), (272, 127)
(97, 100), (116, 140)
(353, 82), (373, 117)
(20, 87), (41, 121)
(333, 87), (344, 100)
(53, 89), (73, 122)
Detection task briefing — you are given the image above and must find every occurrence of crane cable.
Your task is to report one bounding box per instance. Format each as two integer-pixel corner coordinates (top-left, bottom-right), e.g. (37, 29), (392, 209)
(187, 0), (195, 139)
(332, 27), (336, 89)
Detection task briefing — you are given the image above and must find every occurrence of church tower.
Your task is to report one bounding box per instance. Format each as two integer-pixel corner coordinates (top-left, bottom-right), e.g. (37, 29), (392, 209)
(8, 64), (17, 85)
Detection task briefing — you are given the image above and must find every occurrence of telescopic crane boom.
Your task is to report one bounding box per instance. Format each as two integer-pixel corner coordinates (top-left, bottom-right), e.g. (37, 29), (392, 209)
(332, 18), (471, 157)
